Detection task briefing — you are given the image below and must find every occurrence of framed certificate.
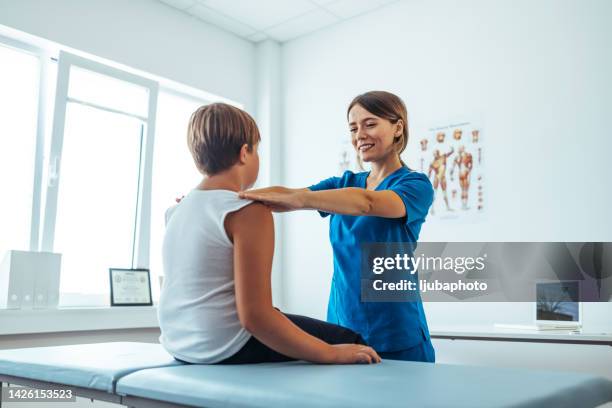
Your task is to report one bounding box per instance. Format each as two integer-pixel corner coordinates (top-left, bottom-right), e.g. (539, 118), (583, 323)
(109, 268), (152, 306)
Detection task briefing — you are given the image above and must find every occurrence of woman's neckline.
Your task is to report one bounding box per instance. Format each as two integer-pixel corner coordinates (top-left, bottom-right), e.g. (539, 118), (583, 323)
(363, 166), (406, 191)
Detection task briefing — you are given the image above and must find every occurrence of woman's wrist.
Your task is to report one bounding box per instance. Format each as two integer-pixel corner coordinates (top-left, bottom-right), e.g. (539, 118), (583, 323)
(298, 190), (312, 210)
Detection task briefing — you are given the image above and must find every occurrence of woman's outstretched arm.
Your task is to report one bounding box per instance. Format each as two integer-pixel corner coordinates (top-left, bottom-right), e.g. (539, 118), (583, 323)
(227, 202), (381, 364)
(239, 187), (406, 218)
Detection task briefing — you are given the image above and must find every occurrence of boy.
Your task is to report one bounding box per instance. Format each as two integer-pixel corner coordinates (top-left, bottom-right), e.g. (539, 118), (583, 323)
(158, 103), (380, 365)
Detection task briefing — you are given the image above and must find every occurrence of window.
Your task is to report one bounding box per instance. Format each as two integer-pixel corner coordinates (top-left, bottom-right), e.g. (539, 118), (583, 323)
(52, 104), (143, 298)
(149, 90), (208, 301)
(0, 34), (238, 308)
(42, 52), (158, 306)
(0, 43), (40, 258)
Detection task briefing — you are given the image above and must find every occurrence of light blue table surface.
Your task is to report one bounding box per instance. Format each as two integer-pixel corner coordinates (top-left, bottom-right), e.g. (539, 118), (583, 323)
(117, 359), (612, 408)
(0, 342), (181, 393)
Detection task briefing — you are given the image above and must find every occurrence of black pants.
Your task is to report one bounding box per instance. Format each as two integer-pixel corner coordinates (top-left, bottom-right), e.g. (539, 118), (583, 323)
(219, 312), (367, 364)
(174, 313), (367, 365)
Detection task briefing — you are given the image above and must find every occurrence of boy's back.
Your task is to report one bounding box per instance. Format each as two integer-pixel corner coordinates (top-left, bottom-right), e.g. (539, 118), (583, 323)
(158, 189), (253, 364)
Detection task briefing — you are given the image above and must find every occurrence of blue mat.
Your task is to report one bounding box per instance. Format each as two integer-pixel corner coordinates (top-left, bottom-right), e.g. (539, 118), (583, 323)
(0, 342), (181, 393)
(117, 359), (612, 408)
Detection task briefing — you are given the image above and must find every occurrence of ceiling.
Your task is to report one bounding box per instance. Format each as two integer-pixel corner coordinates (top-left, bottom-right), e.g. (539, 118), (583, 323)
(157, 0), (399, 43)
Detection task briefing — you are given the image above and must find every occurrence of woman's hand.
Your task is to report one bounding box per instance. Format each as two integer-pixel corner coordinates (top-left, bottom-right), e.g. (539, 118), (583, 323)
(238, 187), (308, 212)
(330, 344), (382, 364)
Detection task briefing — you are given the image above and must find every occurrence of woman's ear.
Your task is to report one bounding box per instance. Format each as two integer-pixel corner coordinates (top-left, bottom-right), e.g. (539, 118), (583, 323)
(395, 119), (404, 137)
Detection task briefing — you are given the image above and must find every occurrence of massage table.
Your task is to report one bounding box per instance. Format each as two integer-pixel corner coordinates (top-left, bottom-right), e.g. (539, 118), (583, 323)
(0, 342), (611, 407)
(0, 342), (181, 405)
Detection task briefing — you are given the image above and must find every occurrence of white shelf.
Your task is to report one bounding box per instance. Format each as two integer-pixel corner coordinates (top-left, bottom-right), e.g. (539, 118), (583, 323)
(0, 306), (159, 336)
(430, 325), (612, 345)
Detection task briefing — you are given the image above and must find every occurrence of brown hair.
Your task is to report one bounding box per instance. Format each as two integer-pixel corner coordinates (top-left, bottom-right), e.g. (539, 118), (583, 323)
(347, 91), (409, 168)
(187, 103), (260, 175)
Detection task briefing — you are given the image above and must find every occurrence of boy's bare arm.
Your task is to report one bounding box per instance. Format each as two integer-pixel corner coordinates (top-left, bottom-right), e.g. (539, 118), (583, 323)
(226, 202), (380, 364)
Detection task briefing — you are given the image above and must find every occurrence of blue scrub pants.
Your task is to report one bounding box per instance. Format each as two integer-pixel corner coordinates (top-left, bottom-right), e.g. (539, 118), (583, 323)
(378, 339), (435, 363)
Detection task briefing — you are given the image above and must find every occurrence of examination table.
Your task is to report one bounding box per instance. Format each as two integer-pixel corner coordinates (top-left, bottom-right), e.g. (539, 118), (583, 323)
(0, 342), (611, 407)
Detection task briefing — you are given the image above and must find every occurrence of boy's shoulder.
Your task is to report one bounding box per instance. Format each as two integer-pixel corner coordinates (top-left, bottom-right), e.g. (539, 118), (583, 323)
(235, 201), (270, 215)
(228, 201), (272, 225)
(226, 202), (273, 240)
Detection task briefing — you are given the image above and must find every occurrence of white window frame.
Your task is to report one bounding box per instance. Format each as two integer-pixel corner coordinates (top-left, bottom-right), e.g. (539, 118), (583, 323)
(0, 34), (52, 252)
(41, 51), (159, 272)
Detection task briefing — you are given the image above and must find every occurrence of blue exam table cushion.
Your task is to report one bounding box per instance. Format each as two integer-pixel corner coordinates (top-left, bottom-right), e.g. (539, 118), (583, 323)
(0, 342), (181, 393)
(117, 359), (612, 408)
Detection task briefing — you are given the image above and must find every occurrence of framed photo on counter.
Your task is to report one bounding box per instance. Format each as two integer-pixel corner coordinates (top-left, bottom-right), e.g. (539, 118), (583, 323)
(109, 268), (152, 306)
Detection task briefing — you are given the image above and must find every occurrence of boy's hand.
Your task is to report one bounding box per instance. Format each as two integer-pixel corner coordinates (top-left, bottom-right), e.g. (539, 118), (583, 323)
(330, 344), (381, 364)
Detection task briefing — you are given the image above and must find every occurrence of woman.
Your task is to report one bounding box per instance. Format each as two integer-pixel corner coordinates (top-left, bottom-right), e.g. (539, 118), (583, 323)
(239, 91), (435, 362)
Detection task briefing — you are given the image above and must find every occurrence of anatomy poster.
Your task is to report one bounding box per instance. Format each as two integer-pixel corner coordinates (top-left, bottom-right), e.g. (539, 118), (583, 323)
(338, 138), (360, 173)
(418, 122), (484, 219)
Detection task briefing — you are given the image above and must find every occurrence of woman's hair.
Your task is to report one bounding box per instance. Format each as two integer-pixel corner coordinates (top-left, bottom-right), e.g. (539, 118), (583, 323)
(347, 91), (409, 168)
(187, 103), (260, 175)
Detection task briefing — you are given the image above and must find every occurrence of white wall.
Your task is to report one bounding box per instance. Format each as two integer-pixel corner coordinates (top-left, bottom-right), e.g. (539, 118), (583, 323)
(280, 0), (612, 331)
(254, 40), (285, 307)
(0, 0), (255, 111)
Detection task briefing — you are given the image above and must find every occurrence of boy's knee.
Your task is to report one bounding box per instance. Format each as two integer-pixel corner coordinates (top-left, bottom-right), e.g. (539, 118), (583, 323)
(339, 327), (367, 345)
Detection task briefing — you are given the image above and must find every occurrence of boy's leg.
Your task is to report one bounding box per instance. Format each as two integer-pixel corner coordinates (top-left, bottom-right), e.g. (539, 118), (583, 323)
(217, 313), (366, 364)
(217, 335), (292, 364)
(282, 313), (367, 346)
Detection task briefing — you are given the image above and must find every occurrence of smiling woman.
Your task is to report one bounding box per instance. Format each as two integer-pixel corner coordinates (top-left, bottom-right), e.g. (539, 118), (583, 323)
(240, 91), (436, 363)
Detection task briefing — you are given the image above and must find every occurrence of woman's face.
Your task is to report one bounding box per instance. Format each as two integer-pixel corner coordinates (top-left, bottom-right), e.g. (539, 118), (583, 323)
(348, 104), (401, 163)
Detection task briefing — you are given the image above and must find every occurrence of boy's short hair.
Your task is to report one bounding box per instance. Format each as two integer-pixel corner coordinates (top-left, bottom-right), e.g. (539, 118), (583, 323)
(187, 103), (260, 175)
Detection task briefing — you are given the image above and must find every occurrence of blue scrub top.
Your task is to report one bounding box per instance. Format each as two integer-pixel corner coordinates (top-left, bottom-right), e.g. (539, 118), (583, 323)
(309, 166), (434, 352)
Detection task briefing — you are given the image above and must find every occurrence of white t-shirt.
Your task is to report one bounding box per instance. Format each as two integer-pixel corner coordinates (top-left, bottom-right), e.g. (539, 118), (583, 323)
(158, 189), (253, 363)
